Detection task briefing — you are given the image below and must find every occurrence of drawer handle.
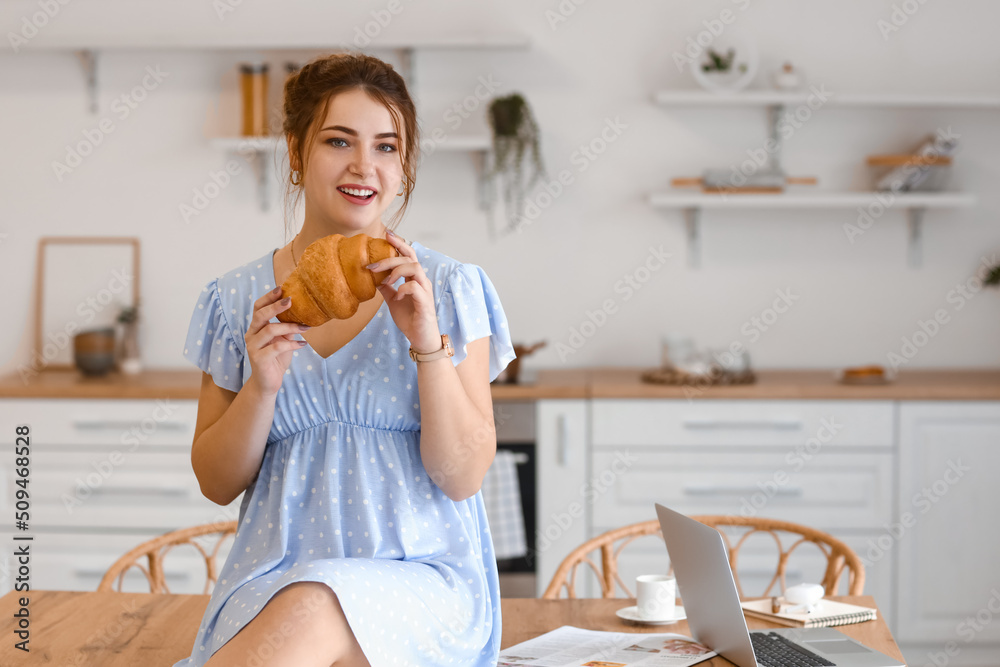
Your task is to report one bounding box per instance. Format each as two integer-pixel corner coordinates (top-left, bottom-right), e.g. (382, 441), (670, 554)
(71, 419), (190, 432)
(681, 418), (804, 431)
(90, 486), (190, 498)
(557, 414), (570, 467)
(682, 486), (804, 498)
(74, 567), (191, 580)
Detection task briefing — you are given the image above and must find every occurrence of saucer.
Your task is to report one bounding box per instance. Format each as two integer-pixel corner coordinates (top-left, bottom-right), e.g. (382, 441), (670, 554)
(616, 605), (687, 625)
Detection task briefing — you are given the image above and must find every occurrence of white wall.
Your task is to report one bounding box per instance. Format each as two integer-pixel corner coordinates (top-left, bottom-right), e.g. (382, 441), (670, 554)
(2, 0), (999, 377)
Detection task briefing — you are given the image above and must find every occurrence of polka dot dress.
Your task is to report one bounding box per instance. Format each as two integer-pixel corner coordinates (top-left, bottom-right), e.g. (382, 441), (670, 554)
(172, 241), (516, 667)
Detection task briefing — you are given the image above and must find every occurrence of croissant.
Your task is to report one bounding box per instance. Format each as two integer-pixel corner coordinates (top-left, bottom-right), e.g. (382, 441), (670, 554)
(276, 233), (398, 327)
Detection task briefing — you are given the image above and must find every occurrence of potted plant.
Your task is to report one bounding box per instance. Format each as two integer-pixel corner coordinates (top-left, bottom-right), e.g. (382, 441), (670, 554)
(986, 261), (1000, 288)
(485, 93), (546, 238)
(116, 300), (143, 375)
(691, 42), (757, 93)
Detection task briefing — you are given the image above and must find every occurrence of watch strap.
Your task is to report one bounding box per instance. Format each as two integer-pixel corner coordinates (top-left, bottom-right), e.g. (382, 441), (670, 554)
(409, 334), (454, 363)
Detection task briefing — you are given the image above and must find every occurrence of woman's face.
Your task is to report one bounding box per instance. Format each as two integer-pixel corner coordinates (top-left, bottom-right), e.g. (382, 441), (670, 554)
(300, 87), (405, 233)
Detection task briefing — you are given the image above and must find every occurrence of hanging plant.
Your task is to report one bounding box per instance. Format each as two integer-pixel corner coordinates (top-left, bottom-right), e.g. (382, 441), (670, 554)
(486, 93), (546, 238)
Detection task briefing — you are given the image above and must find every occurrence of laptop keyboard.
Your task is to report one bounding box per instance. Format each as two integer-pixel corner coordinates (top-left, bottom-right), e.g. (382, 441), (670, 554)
(751, 632), (836, 667)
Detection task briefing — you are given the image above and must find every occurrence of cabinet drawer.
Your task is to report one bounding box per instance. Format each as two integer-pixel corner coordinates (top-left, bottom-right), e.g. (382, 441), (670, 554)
(592, 400), (894, 448)
(0, 399), (197, 447)
(590, 450), (893, 530)
(0, 530), (235, 594)
(0, 448), (243, 530)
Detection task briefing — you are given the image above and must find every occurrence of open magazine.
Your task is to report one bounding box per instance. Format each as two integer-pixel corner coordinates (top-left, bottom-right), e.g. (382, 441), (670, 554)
(498, 626), (717, 667)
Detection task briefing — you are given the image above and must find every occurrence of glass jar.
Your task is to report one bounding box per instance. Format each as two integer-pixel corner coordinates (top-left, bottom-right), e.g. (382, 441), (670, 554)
(240, 62), (269, 136)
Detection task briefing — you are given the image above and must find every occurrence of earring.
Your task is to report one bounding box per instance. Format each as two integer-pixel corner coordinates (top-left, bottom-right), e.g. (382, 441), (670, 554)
(291, 170), (302, 186)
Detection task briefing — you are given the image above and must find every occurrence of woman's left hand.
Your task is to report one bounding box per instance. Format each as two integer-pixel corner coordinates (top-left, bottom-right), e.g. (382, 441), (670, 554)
(370, 232), (443, 353)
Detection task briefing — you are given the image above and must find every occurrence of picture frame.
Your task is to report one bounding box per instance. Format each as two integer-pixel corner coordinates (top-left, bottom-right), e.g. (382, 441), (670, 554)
(34, 236), (141, 372)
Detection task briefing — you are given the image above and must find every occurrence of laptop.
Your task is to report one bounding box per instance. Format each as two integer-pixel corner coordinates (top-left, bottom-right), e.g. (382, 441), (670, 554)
(654, 503), (906, 667)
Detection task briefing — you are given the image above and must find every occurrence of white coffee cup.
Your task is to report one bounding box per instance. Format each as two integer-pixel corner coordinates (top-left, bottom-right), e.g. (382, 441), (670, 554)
(636, 574), (677, 621)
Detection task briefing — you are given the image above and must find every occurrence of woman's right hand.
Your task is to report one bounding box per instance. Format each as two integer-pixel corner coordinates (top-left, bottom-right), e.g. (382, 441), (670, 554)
(244, 287), (310, 397)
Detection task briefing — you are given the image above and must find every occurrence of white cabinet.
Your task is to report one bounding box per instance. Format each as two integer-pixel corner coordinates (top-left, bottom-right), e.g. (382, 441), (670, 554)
(897, 402), (1000, 657)
(537, 396), (1000, 666)
(0, 398), (242, 595)
(534, 400), (589, 597)
(589, 399), (896, 610)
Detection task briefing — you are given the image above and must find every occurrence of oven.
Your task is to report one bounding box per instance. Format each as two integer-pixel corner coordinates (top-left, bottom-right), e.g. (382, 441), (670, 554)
(492, 401), (537, 597)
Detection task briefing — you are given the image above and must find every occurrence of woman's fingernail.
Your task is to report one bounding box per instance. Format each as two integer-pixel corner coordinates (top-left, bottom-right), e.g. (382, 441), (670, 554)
(299, 324), (311, 330)
(272, 286), (282, 295)
(387, 229), (395, 236)
(366, 263), (379, 270)
(281, 297), (291, 305)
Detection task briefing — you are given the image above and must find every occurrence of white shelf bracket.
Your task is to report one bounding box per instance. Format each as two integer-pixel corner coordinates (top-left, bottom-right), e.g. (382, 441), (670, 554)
(397, 48), (415, 93)
(766, 104), (786, 173)
(684, 207), (701, 269)
(907, 207), (926, 269)
(75, 49), (98, 114)
(473, 148), (494, 211)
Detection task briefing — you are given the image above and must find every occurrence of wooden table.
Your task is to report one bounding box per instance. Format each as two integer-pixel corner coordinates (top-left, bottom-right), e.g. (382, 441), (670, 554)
(0, 591), (904, 665)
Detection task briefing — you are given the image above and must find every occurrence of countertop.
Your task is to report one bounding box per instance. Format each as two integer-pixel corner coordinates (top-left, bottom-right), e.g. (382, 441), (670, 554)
(1, 366), (999, 400)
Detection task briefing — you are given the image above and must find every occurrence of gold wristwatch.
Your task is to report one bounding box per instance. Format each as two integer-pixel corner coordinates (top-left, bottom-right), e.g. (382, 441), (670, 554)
(408, 334), (454, 363)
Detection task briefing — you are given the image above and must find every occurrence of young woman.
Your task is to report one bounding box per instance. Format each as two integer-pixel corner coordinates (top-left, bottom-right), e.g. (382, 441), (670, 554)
(174, 52), (515, 667)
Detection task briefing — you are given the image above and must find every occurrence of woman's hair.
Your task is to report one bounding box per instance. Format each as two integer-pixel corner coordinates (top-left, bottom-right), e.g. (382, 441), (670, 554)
(281, 52), (419, 235)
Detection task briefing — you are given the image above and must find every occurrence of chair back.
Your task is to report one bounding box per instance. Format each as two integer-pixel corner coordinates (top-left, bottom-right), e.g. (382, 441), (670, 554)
(97, 520), (237, 593)
(542, 515), (865, 600)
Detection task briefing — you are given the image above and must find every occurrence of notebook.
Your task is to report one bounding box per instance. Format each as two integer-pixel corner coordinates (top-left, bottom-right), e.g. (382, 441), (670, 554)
(740, 598), (878, 628)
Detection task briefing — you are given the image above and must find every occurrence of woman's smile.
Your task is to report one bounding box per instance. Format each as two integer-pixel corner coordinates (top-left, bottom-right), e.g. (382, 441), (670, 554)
(336, 183), (379, 206)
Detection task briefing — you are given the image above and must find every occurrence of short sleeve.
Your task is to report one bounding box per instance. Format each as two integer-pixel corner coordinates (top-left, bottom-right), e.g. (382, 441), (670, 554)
(435, 263), (516, 383)
(181, 279), (246, 393)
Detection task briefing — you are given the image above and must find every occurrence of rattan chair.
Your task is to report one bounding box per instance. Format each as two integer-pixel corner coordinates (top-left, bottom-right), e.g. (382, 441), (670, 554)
(541, 515), (865, 600)
(97, 520), (237, 593)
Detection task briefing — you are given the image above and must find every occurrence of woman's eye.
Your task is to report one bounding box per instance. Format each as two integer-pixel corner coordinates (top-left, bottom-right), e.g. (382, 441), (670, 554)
(378, 143), (397, 153)
(327, 138), (347, 147)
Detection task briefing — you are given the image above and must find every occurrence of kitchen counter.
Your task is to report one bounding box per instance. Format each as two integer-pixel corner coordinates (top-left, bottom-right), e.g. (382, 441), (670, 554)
(0, 367), (589, 400)
(1, 367), (998, 400)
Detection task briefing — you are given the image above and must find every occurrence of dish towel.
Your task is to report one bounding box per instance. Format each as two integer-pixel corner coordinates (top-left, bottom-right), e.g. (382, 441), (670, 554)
(480, 449), (528, 560)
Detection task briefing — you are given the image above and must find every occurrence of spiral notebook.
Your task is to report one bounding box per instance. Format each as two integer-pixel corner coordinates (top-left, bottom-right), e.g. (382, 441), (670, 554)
(740, 597), (878, 628)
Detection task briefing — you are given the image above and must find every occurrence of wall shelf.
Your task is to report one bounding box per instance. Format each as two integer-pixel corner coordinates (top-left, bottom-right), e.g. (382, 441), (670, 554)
(648, 191), (977, 269)
(28, 33), (529, 114)
(652, 90), (1000, 109)
(652, 88), (989, 268)
(211, 135), (494, 212)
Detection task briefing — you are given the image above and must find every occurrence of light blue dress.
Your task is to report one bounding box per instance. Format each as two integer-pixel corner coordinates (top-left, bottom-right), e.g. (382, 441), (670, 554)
(173, 240), (516, 667)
